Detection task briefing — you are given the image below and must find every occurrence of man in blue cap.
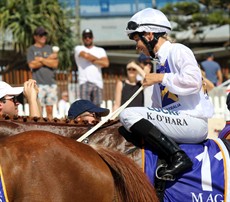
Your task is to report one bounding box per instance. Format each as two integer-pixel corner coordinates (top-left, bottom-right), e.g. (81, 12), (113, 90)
(68, 99), (109, 124)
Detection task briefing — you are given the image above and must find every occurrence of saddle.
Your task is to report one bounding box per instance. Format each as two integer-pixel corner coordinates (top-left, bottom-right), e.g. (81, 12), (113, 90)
(118, 125), (230, 202)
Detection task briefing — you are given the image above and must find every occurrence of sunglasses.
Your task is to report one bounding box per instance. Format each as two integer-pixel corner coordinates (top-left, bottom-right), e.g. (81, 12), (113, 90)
(79, 112), (101, 119)
(127, 68), (136, 71)
(0, 96), (18, 104)
(38, 34), (47, 37)
(83, 35), (93, 39)
(143, 62), (152, 65)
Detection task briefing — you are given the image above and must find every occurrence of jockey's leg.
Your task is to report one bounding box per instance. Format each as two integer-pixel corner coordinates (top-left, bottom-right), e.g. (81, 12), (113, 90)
(118, 126), (143, 147)
(130, 118), (193, 180)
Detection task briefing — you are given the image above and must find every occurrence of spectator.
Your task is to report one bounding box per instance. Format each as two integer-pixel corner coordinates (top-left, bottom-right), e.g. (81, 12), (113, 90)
(58, 91), (70, 118)
(74, 28), (109, 106)
(200, 69), (214, 93)
(200, 53), (223, 86)
(26, 26), (59, 119)
(138, 53), (153, 75)
(0, 79), (41, 117)
(120, 8), (214, 180)
(113, 60), (144, 112)
(68, 99), (109, 125)
(137, 53), (154, 107)
(218, 93), (230, 139)
(221, 66), (230, 84)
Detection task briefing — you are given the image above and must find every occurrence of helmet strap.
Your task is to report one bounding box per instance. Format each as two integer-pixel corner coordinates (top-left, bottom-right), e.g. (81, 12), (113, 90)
(139, 32), (166, 58)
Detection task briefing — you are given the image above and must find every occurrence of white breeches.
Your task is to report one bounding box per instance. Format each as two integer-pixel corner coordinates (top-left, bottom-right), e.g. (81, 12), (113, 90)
(120, 107), (208, 144)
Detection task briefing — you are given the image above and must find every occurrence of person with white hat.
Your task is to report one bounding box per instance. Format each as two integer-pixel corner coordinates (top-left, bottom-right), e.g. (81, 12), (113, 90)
(0, 79), (41, 117)
(119, 8), (214, 180)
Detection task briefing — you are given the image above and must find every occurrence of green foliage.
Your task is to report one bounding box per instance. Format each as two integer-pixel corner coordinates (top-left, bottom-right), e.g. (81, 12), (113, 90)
(208, 11), (228, 24)
(192, 10), (228, 26)
(199, 0), (230, 10)
(0, 0), (74, 70)
(161, 2), (200, 16)
(161, 1), (230, 31)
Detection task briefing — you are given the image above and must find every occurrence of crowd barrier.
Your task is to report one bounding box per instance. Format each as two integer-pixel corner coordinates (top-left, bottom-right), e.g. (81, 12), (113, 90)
(18, 80), (230, 121)
(18, 99), (114, 120)
(208, 80), (230, 120)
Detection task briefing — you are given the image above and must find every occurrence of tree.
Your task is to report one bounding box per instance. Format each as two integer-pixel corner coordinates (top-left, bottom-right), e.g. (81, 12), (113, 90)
(0, 0), (74, 70)
(160, 1), (230, 31)
(199, 0), (230, 10)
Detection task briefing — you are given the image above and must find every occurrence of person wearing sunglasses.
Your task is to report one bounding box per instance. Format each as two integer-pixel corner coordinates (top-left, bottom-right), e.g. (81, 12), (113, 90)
(74, 29), (109, 107)
(0, 79), (41, 117)
(119, 8), (214, 180)
(113, 60), (144, 112)
(68, 99), (109, 125)
(27, 26), (59, 119)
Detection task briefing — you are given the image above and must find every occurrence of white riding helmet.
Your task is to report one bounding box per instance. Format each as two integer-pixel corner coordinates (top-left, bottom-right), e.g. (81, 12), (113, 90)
(126, 8), (172, 35)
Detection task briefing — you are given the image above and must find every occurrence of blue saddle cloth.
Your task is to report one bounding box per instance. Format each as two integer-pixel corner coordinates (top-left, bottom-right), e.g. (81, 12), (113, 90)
(0, 166), (8, 202)
(144, 138), (230, 202)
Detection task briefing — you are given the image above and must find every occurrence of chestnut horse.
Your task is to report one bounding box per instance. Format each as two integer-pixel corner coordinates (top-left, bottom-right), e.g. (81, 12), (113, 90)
(0, 116), (142, 165)
(0, 116), (230, 201)
(0, 130), (158, 202)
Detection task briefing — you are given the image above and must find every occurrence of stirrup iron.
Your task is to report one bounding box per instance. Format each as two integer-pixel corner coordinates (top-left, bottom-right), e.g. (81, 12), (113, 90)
(155, 164), (175, 181)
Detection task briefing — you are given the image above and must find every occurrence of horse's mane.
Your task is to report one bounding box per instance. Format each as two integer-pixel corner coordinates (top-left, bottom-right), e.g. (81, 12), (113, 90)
(0, 114), (90, 124)
(93, 145), (159, 202)
(0, 114), (117, 139)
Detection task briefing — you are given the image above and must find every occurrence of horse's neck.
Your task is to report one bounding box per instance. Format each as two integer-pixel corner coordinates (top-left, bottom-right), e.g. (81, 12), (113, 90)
(0, 116), (121, 140)
(0, 117), (143, 167)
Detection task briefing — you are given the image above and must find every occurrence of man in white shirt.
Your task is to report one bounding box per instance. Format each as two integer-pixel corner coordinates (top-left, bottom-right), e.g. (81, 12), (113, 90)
(74, 29), (109, 106)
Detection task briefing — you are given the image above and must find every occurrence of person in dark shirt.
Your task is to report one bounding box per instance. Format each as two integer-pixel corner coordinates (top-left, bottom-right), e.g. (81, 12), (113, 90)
(27, 26), (59, 119)
(113, 60), (144, 112)
(201, 53), (222, 86)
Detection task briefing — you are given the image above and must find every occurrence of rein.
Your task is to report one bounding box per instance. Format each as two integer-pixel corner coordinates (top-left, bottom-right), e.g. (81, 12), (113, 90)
(77, 86), (144, 142)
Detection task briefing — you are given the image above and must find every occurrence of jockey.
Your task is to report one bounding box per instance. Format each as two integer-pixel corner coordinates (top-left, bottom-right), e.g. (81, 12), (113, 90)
(119, 8), (214, 180)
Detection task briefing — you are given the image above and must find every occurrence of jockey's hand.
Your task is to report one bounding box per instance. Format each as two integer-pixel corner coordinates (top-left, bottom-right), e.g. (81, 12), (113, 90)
(142, 73), (164, 86)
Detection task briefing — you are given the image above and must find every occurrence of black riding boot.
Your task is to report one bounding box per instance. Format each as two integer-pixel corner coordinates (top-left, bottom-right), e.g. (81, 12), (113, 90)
(118, 126), (143, 147)
(130, 118), (193, 181)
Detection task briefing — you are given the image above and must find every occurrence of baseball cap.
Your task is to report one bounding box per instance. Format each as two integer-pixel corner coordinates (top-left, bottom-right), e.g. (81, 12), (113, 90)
(126, 8), (171, 35)
(82, 28), (93, 37)
(138, 53), (151, 63)
(207, 52), (214, 58)
(33, 27), (48, 36)
(0, 81), (23, 99)
(68, 99), (109, 119)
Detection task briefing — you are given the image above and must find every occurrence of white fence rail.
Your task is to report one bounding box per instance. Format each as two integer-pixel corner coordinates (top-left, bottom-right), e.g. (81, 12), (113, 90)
(18, 83), (230, 120)
(18, 93), (228, 120)
(18, 100), (114, 119)
(208, 84), (230, 120)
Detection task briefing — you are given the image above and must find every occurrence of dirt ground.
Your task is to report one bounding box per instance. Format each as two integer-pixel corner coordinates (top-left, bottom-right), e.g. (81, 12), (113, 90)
(208, 118), (226, 139)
